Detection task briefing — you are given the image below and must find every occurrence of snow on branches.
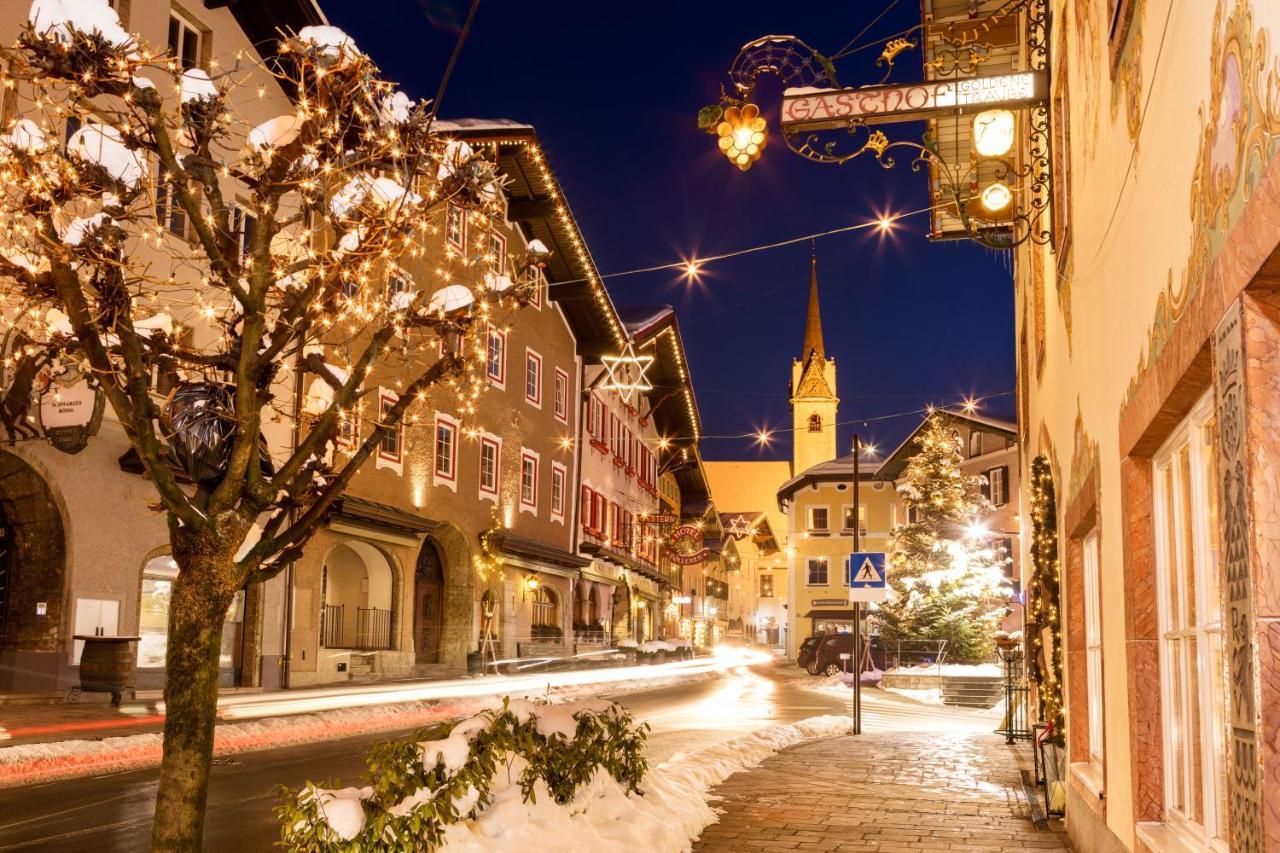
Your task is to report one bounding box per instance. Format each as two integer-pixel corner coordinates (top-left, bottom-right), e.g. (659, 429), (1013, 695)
(0, 0), (544, 577)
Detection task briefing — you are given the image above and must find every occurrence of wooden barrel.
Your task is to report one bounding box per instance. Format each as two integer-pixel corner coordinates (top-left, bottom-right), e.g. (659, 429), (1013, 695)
(75, 636), (138, 696)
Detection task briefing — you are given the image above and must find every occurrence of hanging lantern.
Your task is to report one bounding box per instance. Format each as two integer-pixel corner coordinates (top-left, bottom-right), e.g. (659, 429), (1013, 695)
(716, 103), (768, 171)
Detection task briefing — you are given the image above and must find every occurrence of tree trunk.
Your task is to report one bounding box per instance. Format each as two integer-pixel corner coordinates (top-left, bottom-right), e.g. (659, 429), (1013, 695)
(150, 554), (235, 852)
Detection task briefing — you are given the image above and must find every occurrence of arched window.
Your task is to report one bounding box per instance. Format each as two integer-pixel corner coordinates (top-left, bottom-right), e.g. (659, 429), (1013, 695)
(808, 413), (822, 433)
(969, 430), (982, 458)
(531, 586), (559, 627)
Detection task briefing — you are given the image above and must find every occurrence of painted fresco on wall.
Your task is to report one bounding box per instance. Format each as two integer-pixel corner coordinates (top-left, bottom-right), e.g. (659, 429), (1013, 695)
(1126, 0), (1280, 405)
(1110, 0), (1145, 145)
(1072, 0), (1104, 165)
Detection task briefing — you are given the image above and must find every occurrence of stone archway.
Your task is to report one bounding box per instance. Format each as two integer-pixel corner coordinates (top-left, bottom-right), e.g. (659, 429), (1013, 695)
(0, 450), (67, 692)
(419, 522), (473, 672)
(320, 540), (395, 650)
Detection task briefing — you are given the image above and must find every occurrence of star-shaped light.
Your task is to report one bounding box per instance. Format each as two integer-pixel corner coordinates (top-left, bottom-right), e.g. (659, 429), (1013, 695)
(600, 338), (654, 404)
(726, 514), (755, 540)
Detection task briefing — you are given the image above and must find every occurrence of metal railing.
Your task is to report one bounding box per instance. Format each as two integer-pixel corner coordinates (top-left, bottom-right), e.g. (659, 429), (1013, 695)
(355, 607), (392, 650)
(997, 645), (1033, 742)
(321, 603), (344, 648)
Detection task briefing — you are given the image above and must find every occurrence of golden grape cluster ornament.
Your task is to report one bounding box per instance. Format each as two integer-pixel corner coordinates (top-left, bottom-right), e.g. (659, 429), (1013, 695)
(715, 103), (767, 171)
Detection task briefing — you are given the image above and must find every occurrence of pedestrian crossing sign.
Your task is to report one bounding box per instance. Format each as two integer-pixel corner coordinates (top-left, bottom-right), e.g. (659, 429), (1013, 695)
(847, 552), (887, 603)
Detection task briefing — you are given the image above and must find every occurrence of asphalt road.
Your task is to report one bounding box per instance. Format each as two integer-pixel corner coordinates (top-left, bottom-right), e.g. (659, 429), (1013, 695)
(0, 665), (995, 851)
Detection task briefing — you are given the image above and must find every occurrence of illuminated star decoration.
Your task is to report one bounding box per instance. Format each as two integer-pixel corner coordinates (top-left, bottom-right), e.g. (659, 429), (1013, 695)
(726, 514), (755, 540)
(600, 338), (654, 405)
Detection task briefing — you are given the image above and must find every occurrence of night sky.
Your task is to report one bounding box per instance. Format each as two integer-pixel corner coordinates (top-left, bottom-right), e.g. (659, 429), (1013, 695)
(322, 1), (1018, 461)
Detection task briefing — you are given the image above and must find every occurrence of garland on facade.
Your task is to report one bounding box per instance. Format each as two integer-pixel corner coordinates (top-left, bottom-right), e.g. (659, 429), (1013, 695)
(1026, 454), (1064, 740)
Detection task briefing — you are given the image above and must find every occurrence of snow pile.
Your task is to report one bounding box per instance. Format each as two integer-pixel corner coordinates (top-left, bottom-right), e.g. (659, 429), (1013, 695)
(28, 0), (131, 48)
(2, 119), (48, 152)
(296, 25), (361, 62)
(60, 211), (111, 246)
(438, 715), (850, 852)
(330, 174), (422, 217)
(179, 68), (218, 103)
(428, 285), (475, 314)
(615, 639), (638, 649)
(247, 114), (304, 152)
(637, 641), (677, 654)
(378, 91), (415, 126)
(886, 662), (1001, 677)
(66, 123), (144, 188)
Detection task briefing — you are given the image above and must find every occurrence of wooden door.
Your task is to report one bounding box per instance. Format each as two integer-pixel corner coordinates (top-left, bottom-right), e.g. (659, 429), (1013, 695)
(414, 543), (444, 664)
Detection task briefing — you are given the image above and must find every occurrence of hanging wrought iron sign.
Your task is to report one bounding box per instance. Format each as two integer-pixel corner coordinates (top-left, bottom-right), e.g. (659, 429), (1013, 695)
(37, 366), (104, 454)
(701, 0), (1051, 250)
(665, 524), (710, 566)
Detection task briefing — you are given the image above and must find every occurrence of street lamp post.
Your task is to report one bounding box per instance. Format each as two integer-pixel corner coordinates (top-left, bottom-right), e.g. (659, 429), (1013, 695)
(851, 433), (862, 736)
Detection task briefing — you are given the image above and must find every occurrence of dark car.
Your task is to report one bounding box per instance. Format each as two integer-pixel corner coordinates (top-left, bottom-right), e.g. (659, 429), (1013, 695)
(808, 634), (887, 676)
(797, 635), (824, 671)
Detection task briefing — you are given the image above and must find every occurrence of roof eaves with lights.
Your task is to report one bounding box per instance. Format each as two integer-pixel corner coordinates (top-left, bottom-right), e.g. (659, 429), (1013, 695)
(440, 121), (627, 353)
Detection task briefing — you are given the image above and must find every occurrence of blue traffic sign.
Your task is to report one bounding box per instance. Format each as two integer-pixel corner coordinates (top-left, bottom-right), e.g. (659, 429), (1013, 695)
(848, 552), (886, 588)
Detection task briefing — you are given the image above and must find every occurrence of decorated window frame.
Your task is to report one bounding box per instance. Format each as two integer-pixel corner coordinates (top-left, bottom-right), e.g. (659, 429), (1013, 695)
(478, 433), (501, 502)
(374, 388), (403, 474)
(553, 367), (569, 424)
(519, 448), (539, 515)
(433, 413), (459, 491)
(486, 325), (506, 389)
(550, 461), (566, 524)
(445, 202), (465, 252)
(524, 349), (542, 409)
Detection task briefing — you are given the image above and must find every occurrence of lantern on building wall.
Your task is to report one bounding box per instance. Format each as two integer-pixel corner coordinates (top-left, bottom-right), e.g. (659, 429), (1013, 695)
(971, 109), (1016, 159)
(716, 103), (768, 171)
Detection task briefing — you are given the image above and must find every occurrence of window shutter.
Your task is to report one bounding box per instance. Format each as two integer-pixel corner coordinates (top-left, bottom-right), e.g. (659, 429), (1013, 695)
(981, 472), (992, 500)
(998, 466), (1010, 505)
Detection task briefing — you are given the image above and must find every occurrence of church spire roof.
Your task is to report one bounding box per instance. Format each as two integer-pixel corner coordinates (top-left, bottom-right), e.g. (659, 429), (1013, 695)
(801, 244), (825, 366)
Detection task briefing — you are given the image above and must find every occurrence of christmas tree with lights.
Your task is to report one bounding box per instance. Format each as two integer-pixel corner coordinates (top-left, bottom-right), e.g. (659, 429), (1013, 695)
(876, 415), (1011, 663)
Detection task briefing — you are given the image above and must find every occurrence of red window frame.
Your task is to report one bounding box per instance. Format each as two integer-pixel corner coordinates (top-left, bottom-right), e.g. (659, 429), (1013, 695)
(525, 350), (542, 407)
(554, 367), (569, 423)
(434, 415), (457, 482)
(520, 450), (538, 510)
(479, 435), (500, 496)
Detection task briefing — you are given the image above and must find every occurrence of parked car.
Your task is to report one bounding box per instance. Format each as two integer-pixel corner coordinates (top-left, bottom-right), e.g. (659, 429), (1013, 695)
(797, 635), (824, 671)
(808, 634), (887, 676)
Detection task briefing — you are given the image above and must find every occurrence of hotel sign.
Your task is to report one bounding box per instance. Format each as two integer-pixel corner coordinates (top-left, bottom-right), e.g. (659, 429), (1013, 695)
(781, 71), (1047, 130)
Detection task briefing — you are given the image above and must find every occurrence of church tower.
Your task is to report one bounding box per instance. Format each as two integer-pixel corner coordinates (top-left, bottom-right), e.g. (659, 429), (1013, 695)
(790, 250), (838, 474)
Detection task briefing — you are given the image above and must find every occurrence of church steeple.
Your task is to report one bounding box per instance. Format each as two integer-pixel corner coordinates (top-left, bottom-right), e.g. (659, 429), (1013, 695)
(790, 247), (838, 474)
(801, 246), (825, 367)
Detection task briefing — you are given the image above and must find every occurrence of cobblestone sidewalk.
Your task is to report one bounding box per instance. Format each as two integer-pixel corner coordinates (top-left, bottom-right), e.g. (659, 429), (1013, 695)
(694, 730), (1070, 852)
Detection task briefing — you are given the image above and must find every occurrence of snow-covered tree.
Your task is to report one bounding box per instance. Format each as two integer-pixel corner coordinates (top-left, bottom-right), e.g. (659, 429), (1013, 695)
(0, 4), (540, 847)
(877, 415), (1011, 662)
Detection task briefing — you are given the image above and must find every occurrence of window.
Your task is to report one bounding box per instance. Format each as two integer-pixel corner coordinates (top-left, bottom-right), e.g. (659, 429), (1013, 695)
(987, 466), (1009, 506)
(155, 171), (188, 238)
(487, 231), (506, 275)
(586, 393), (602, 439)
(1108, 0), (1139, 70)
(807, 506), (828, 533)
(1083, 529), (1104, 767)
(531, 586), (558, 628)
(376, 391), (402, 464)
(520, 450), (538, 513)
(336, 405), (360, 450)
(999, 537), (1018, 593)
(759, 574), (774, 598)
(808, 413), (822, 433)
(479, 435), (500, 499)
(486, 327), (505, 387)
(969, 431), (982, 458)
(524, 350), (542, 407)
(531, 267), (545, 309)
(806, 558), (828, 586)
(230, 205), (256, 264)
(445, 203), (465, 251)
(609, 413), (621, 456)
(550, 463), (566, 521)
(387, 270), (411, 312)
(167, 12), (201, 70)
(553, 368), (568, 423)
(841, 504), (867, 533)
(1152, 393), (1226, 847)
(433, 415), (458, 488)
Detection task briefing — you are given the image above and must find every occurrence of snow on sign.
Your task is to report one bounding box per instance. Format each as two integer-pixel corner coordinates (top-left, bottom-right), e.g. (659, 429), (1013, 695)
(848, 552), (887, 603)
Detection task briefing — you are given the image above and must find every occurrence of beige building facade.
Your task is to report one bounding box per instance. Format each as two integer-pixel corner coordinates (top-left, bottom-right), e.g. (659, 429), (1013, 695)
(1011, 0), (1280, 849)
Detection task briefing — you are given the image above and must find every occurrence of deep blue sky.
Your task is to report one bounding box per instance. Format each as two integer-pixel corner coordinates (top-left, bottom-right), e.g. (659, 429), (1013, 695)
(323, 1), (1017, 460)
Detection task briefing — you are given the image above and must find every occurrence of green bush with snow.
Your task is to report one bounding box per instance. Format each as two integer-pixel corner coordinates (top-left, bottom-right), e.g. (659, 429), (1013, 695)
(275, 698), (649, 851)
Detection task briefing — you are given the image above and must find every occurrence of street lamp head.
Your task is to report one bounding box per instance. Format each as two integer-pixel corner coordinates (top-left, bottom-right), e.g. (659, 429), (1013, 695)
(716, 103), (768, 171)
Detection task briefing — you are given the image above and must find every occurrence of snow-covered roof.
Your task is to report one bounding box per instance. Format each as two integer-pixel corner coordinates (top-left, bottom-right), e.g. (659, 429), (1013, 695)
(430, 118), (535, 134)
(776, 451), (885, 507)
(618, 304), (674, 337)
